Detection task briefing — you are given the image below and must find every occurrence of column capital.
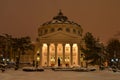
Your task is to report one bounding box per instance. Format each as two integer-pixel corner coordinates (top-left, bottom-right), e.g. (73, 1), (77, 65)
(70, 43), (73, 47)
(47, 43), (50, 46)
(62, 43), (66, 46)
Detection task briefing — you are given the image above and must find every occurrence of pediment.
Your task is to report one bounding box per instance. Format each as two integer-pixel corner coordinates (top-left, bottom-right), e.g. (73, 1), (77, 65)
(40, 31), (80, 39)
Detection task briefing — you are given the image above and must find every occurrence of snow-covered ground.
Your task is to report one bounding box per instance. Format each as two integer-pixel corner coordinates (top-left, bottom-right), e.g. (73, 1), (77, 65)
(0, 69), (120, 80)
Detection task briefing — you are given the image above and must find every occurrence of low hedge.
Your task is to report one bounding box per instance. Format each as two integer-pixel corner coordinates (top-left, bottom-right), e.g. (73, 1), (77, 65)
(22, 67), (44, 72)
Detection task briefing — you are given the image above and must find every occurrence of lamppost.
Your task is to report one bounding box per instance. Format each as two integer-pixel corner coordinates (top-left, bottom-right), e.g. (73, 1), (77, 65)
(115, 58), (119, 68)
(0, 54), (5, 64)
(0, 55), (3, 62)
(111, 58), (119, 68)
(36, 53), (40, 68)
(111, 51), (119, 69)
(15, 56), (19, 70)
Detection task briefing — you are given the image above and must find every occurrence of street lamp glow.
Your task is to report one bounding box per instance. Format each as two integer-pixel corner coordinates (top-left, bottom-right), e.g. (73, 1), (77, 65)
(7, 59), (9, 61)
(3, 58), (5, 61)
(37, 57), (40, 61)
(111, 59), (114, 62)
(115, 58), (118, 62)
(37, 50), (39, 54)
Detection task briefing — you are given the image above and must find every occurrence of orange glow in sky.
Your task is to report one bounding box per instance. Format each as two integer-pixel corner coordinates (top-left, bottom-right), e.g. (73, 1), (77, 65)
(0, 0), (120, 43)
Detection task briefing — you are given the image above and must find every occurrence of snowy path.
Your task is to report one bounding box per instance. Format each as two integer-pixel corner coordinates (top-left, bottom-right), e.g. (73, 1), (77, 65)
(0, 69), (120, 80)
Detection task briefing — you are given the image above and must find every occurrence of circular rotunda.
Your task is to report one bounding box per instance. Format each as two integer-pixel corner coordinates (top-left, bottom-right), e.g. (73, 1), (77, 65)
(35, 10), (84, 67)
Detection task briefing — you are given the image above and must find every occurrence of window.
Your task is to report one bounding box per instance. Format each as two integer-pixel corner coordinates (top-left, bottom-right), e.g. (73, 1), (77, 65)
(45, 29), (48, 34)
(73, 29), (76, 33)
(51, 28), (55, 32)
(66, 28), (70, 32)
(57, 28), (63, 31)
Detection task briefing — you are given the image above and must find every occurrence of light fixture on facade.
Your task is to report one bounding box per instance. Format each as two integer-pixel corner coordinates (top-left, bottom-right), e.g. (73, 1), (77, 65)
(37, 57), (40, 61)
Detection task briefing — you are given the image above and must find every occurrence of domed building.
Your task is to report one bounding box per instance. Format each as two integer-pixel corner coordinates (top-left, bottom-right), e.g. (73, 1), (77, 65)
(35, 10), (84, 67)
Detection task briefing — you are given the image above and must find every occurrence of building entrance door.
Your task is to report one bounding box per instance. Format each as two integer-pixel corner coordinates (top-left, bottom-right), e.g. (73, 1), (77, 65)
(58, 57), (60, 66)
(58, 57), (63, 66)
(50, 56), (55, 66)
(65, 57), (70, 66)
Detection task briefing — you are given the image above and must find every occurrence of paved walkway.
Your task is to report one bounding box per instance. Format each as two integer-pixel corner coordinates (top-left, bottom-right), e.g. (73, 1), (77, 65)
(0, 69), (120, 80)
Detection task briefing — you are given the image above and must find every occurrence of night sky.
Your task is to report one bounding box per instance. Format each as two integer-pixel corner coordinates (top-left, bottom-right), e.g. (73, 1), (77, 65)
(0, 0), (120, 43)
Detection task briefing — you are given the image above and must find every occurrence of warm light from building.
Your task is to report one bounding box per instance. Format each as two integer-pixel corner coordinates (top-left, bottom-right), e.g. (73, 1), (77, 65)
(37, 50), (39, 54)
(37, 57), (40, 61)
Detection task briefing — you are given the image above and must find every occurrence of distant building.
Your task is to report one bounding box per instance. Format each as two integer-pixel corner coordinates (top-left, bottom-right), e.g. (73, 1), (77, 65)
(34, 10), (85, 67)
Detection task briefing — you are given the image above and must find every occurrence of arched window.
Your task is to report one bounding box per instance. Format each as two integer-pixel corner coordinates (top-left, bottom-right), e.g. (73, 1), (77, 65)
(45, 29), (48, 34)
(73, 29), (76, 33)
(78, 31), (80, 34)
(66, 28), (70, 32)
(50, 28), (55, 32)
(57, 28), (63, 31)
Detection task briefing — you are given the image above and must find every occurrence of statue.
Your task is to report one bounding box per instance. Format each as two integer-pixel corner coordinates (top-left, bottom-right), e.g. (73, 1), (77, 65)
(58, 58), (60, 67)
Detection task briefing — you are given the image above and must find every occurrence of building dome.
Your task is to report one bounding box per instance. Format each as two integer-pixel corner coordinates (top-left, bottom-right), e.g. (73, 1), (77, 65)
(38, 10), (83, 37)
(42, 10), (81, 27)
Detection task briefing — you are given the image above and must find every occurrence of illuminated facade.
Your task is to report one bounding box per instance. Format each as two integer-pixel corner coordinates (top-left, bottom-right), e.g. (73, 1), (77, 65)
(35, 10), (84, 67)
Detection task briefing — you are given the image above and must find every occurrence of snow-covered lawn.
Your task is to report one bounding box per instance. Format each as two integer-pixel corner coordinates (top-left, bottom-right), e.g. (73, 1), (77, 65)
(0, 69), (120, 80)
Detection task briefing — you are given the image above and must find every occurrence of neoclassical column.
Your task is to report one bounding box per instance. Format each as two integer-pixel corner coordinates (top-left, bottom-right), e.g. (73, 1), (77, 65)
(70, 44), (73, 66)
(62, 43), (65, 66)
(78, 44), (81, 65)
(55, 43), (58, 65)
(47, 43), (50, 66)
